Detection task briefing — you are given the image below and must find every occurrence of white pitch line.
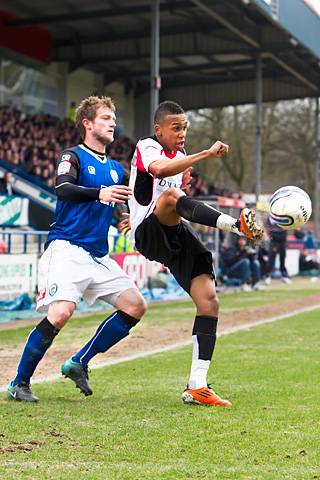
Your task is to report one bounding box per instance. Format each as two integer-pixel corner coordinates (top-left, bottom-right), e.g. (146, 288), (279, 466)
(1, 303), (320, 392)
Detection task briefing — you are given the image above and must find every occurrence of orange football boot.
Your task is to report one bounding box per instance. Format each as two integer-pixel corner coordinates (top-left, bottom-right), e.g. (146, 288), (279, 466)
(239, 208), (263, 243)
(181, 386), (232, 406)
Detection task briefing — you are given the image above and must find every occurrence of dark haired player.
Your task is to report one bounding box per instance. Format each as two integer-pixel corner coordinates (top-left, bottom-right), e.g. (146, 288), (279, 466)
(128, 100), (263, 406)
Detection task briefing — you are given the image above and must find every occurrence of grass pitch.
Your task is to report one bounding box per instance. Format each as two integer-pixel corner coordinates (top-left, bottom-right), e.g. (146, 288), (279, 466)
(1, 305), (320, 479)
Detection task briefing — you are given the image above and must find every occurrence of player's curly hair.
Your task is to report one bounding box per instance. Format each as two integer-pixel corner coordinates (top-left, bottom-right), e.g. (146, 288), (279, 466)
(75, 96), (115, 139)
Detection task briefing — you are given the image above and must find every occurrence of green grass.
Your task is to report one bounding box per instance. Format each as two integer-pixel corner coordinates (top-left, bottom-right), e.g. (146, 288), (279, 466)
(0, 280), (319, 348)
(1, 309), (320, 479)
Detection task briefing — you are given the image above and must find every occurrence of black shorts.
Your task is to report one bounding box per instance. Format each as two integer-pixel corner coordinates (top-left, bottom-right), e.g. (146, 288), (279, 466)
(135, 213), (214, 293)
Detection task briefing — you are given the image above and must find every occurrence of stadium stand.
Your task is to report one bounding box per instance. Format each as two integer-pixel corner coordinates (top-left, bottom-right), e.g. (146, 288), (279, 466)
(0, 105), (79, 186)
(0, 105), (236, 199)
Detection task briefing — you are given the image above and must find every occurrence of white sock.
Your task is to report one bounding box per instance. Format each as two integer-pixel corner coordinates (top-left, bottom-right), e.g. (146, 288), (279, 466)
(216, 213), (242, 236)
(188, 335), (211, 389)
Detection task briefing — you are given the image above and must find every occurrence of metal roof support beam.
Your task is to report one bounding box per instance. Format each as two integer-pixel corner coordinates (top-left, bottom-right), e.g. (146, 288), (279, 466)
(189, 0), (260, 49)
(54, 48), (258, 65)
(54, 23), (219, 48)
(104, 59), (256, 84)
(189, 0), (318, 93)
(267, 53), (319, 92)
(150, 0), (160, 134)
(255, 55), (263, 204)
(5, 1), (192, 27)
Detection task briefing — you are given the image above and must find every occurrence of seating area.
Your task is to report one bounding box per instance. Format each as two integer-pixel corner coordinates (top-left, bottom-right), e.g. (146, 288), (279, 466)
(0, 105), (240, 198)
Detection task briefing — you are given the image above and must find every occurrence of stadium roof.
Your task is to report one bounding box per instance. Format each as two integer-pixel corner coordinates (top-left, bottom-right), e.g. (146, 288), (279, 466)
(1, 0), (320, 110)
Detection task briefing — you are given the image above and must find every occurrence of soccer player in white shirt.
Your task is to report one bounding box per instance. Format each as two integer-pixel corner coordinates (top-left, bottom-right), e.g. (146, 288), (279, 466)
(127, 101), (263, 406)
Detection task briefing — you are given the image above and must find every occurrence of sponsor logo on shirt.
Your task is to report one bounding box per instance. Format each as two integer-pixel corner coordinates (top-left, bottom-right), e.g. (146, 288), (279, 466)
(88, 165), (96, 175)
(158, 178), (181, 189)
(110, 169), (119, 183)
(57, 161), (71, 175)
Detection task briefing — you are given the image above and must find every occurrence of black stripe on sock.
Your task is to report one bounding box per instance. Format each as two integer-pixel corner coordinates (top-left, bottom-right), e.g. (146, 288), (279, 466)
(117, 310), (140, 329)
(36, 317), (60, 341)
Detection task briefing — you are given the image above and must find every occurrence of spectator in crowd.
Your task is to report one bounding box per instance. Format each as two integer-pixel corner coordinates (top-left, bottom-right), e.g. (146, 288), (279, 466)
(257, 232), (270, 279)
(68, 101), (76, 123)
(265, 218), (291, 284)
(299, 249), (320, 273)
(293, 227), (305, 241)
(220, 237), (261, 291)
(113, 223), (135, 253)
(304, 230), (315, 249)
(0, 171), (14, 195)
(0, 241), (7, 253)
(106, 135), (135, 177)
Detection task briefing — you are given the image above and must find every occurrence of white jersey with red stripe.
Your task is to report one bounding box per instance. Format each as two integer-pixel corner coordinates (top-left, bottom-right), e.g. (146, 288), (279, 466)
(128, 136), (184, 245)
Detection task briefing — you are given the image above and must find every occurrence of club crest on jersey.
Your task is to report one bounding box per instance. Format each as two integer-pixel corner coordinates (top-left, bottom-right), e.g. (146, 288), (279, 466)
(88, 166), (96, 175)
(49, 283), (58, 296)
(110, 169), (119, 183)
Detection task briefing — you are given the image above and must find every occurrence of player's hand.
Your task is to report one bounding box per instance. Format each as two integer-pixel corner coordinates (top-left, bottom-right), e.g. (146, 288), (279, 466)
(99, 185), (132, 204)
(208, 141), (229, 158)
(181, 167), (192, 193)
(119, 212), (131, 235)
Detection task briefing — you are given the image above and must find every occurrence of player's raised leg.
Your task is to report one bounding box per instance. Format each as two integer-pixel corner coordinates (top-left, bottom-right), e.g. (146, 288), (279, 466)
(153, 187), (263, 243)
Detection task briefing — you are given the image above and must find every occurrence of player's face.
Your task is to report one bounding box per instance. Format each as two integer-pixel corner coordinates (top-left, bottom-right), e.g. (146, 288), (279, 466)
(86, 106), (116, 145)
(155, 114), (188, 152)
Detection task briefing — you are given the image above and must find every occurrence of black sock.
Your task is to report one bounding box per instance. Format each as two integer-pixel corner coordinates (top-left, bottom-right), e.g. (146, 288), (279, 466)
(192, 315), (218, 361)
(176, 196), (222, 227)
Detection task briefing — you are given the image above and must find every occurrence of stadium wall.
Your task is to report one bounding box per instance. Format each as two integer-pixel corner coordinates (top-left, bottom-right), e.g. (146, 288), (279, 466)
(1, 59), (136, 134)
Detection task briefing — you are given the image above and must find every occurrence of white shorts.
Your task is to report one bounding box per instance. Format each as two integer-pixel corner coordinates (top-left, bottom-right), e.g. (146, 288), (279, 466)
(36, 240), (138, 313)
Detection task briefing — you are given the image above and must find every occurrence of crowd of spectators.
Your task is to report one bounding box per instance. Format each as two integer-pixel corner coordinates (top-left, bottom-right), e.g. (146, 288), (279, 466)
(188, 171), (242, 199)
(217, 223), (320, 290)
(0, 105), (79, 187)
(105, 135), (135, 178)
(0, 105), (241, 198)
(1, 105), (319, 279)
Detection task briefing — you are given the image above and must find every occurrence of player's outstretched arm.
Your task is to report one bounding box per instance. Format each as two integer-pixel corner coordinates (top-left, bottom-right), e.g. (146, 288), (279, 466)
(149, 141), (229, 179)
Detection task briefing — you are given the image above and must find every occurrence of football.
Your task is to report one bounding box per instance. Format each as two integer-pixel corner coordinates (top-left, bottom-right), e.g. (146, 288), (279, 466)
(269, 186), (312, 230)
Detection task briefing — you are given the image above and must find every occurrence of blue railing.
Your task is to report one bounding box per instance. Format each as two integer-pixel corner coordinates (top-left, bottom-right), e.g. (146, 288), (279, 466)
(1, 228), (318, 256)
(0, 229), (134, 255)
(0, 229), (49, 254)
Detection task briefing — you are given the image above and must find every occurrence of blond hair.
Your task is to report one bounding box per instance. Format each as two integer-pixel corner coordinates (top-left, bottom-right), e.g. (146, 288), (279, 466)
(75, 96), (116, 139)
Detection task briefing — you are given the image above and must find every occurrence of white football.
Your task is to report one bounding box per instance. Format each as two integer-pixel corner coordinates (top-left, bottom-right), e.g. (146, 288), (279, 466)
(269, 186), (312, 230)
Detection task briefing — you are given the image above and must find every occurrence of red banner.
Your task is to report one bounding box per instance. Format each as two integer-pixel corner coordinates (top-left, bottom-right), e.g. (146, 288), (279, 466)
(113, 252), (161, 289)
(0, 11), (51, 62)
